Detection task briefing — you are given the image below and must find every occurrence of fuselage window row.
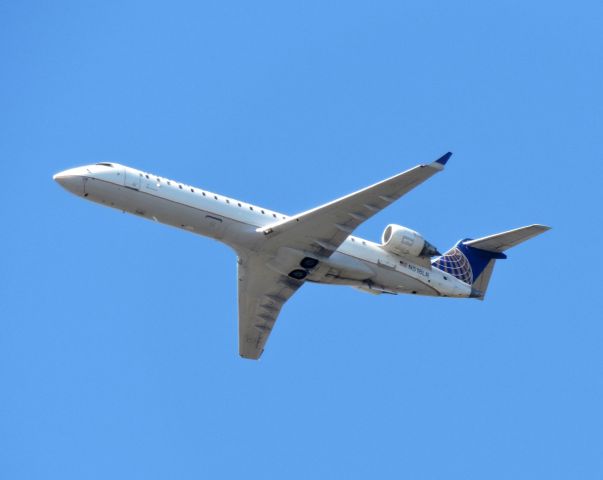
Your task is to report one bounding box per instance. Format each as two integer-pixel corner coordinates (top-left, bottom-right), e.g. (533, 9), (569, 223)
(137, 171), (289, 220)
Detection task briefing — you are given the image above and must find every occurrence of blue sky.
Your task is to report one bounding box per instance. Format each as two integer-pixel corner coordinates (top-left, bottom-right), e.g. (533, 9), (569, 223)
(1, 1), (602, 478)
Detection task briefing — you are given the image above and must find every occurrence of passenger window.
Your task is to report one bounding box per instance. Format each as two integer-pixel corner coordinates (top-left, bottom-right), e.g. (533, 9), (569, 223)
(191, 188), (194, 192)
(273, 213), (277, 218)
(202, 192), (206, 196)
(249, 206), (254, 211)
(214, 195), (218, 200)
(179, 185), (183, 189)
(226, 199), (230, 204)
(238, 203), (242, 207)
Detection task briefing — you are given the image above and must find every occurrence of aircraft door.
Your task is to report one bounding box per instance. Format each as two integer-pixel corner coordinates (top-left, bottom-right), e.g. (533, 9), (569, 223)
(125, 169), (141, 190)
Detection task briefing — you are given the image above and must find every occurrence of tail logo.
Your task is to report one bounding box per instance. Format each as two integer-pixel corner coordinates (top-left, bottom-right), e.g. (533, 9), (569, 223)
(432, 248), (473, 284)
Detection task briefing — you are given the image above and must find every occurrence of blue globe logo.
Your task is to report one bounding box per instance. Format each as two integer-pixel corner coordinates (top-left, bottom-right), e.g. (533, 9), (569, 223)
(433, 248), (473, 285)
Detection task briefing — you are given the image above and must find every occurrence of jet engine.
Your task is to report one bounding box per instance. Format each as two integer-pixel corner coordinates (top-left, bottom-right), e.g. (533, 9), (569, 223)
(381, 224), (441, 258)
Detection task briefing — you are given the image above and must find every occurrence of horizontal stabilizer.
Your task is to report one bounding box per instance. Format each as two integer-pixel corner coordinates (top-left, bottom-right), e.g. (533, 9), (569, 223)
(464, 224), (551, 253)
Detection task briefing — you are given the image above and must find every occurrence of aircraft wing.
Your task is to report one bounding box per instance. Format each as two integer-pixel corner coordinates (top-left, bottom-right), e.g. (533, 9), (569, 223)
(238, 153), (450, 359)
(237, 253), (304, 359)
(258, 153), (451, 258)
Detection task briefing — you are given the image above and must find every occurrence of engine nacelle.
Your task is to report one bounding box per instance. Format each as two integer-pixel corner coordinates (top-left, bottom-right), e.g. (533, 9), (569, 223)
(381, 224), (441, 258)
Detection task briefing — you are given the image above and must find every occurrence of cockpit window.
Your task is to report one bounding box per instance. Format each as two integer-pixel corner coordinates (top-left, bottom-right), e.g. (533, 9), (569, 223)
(95, 162), (114, 167)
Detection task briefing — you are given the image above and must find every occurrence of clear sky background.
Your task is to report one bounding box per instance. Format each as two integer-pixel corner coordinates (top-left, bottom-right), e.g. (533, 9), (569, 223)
(1, 1), (602, 478)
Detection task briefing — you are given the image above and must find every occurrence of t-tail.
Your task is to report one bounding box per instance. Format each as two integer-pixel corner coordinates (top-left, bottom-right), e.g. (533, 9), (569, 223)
(432, 224), (551, 300)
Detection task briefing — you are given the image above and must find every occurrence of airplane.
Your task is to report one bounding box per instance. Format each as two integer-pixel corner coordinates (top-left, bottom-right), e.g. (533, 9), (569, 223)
(54, 153), (550, 359)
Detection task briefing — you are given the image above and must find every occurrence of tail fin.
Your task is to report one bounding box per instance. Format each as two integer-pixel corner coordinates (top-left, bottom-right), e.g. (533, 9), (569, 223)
(432, 224), (551, 300)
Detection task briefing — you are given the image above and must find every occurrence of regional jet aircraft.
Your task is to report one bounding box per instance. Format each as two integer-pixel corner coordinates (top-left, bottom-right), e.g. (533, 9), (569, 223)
(54, 153), (549, 359)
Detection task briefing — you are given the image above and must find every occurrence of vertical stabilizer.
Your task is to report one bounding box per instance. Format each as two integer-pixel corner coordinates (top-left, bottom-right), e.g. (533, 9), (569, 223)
(469, 259), (496, 300)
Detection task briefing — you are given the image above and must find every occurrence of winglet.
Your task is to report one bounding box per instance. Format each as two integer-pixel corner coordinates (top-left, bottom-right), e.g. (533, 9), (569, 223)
(435, 152), (452, 166)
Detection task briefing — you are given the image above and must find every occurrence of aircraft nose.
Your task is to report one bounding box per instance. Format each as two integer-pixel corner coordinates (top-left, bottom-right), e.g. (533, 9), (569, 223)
(53, 169), (86, 196)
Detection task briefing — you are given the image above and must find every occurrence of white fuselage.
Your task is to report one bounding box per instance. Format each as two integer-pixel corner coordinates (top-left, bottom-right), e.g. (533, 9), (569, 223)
(54, 163), (471, 298)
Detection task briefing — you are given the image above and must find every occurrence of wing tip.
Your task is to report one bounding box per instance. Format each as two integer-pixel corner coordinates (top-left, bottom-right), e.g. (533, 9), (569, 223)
(239, 346), (264, 360)
(531, 224), (552, 231)
(435, 152), (452, 166)
(240, 351), (262, 360)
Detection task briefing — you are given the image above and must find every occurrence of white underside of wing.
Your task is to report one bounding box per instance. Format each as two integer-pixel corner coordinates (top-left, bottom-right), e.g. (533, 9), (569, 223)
(256, 159), (446, 259)
(237, 155), (449, 359)
(237, 252), (304, 360)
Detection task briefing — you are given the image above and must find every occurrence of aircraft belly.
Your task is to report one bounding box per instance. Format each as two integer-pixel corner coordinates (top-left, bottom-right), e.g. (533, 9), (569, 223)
(305, 252), (436, 295)
(325, 251), (375, 280)
(384, 271), (438, 295)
